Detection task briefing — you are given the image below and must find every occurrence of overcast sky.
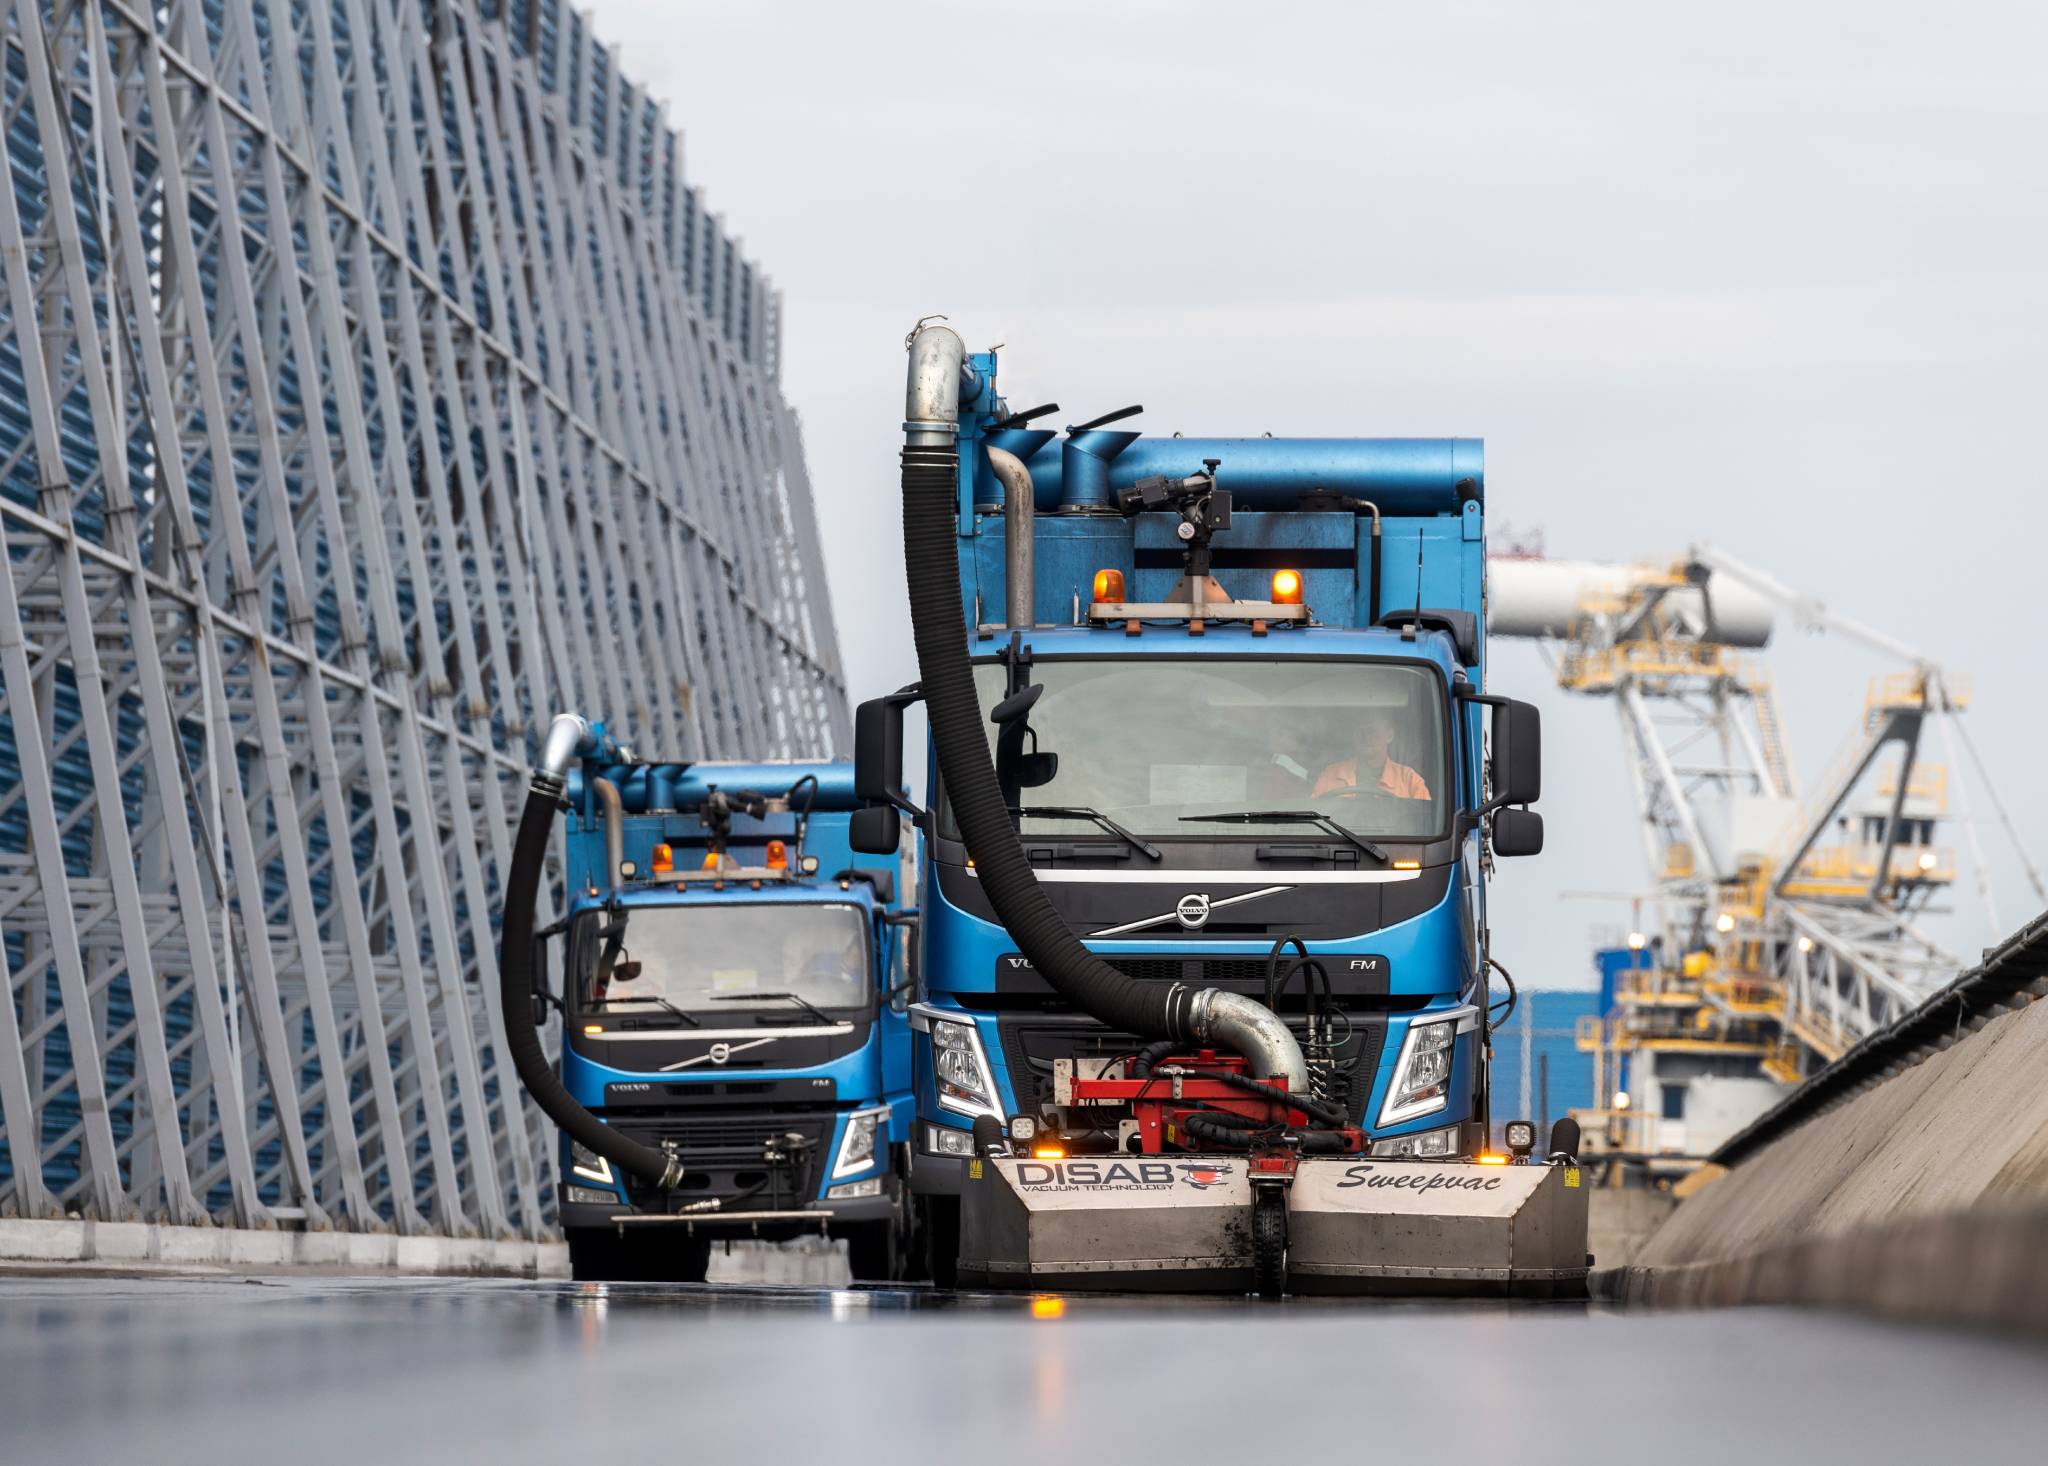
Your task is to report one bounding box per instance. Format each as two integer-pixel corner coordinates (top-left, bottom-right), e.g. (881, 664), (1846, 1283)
(589, 0), (2047, 986)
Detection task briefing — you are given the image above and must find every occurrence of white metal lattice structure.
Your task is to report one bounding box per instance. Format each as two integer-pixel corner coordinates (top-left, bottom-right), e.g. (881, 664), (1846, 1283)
(0, 0), (845, 1237)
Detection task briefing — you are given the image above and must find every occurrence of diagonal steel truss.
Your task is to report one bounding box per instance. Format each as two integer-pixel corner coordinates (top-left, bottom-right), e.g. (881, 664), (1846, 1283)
(0, 0), (846, 1238)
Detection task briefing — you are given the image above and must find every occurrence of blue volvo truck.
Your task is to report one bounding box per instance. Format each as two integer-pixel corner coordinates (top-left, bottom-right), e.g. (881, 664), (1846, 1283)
(848, 323), (1565, 1293)
(531, 736), (918, 1281)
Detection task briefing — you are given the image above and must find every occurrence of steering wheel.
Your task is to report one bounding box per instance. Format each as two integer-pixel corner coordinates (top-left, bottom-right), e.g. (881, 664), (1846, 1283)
(1320, 785), (1420, 828)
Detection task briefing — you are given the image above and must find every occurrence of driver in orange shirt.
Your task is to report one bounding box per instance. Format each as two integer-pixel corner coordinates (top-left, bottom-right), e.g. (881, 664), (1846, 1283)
(1313, 708), (1432, 801)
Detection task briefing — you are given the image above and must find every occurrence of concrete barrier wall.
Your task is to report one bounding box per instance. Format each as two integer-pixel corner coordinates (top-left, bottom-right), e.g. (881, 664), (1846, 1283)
(1601, 987), (2048, 1332)
(0, 1218), (568, 1279)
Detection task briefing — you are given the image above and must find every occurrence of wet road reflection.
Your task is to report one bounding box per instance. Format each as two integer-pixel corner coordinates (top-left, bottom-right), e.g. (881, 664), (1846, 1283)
(1, 1276), (2041, 1464)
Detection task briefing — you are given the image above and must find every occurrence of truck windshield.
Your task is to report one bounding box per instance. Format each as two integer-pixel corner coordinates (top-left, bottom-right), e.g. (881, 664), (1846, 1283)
(571, 902), (869, 1017)
(953, 658), (1448, 840)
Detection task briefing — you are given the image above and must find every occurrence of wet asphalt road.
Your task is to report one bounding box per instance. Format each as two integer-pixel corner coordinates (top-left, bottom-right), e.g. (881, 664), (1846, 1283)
(3, 1275), (2043, 1465)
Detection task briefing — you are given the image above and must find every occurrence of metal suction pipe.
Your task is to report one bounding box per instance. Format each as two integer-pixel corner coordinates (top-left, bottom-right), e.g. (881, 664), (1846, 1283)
(1189, 989), (1311, 1095)
(904, 323), (967, 448)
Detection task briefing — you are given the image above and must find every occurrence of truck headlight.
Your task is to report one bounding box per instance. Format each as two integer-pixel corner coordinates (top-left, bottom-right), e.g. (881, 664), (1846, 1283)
(930, 1018), (1000, 1118)
(564, 1185), (618, 1205)
(569, 1139), (615, 1186)
(1368, 1124), (1460, 1159)
(923, 1124), (977, 1158)
(1378, 1011), (1472, 1128)
(833, 1106), (889, 1179)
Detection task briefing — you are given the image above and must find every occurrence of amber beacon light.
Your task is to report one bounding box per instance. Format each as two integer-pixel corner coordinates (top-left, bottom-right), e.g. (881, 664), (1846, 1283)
(1271, 568), (1303, 604)
(1091, 567), (1126, 605)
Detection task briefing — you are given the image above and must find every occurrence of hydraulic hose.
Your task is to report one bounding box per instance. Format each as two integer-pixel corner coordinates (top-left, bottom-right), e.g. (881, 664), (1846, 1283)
(900, 324), (1310, 1089)
(1175, 1065), (1349, 1129)
(500, 714), (684, 1190)
(1180, 1112), (1354, 1154)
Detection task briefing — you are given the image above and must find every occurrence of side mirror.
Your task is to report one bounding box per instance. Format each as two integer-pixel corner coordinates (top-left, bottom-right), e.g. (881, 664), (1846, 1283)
(853, 696), (903, 805)
(849, 803), (901, 855)
(1489, 699), (1541, 808)
(993, 683), (1058, 799)
(1492, 807), (1543, 857)
(1014, 751), (1058, 788)
(884, 911), (920, 1011)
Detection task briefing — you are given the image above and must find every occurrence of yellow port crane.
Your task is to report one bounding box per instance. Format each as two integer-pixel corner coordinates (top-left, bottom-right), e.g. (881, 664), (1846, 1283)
(1488, 543), (2043, 1181)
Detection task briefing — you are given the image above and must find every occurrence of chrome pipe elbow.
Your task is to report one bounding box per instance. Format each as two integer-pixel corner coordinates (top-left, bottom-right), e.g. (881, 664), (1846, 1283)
(1188, 988), (1310, 1092)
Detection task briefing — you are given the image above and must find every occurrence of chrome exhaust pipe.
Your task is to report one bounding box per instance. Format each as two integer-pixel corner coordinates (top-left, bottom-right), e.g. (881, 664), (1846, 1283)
(989, 446), (1035, 628)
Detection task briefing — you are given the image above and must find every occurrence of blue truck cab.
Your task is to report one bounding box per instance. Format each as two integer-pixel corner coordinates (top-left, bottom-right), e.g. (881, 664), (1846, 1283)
(851, 349), (1544, 1280)
(548, 741), (918, 1281)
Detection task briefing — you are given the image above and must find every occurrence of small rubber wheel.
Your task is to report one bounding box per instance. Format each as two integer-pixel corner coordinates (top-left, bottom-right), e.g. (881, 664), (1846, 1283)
(923, 1195), (961, 1290)
(1251, 1187), (1287, 1299)
(845, 1221), (900, 1282)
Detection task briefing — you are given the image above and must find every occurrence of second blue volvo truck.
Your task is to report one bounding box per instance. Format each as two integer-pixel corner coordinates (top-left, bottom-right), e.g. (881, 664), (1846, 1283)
(539, 739), (918, 1281)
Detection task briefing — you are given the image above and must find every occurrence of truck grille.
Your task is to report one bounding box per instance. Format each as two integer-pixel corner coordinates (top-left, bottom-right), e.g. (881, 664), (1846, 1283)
(995, 952), (1392, 994)
(992, 1015), (1387, 1126)
(610, 1111), (830, 1210)
(1100, 956), (1280, 986)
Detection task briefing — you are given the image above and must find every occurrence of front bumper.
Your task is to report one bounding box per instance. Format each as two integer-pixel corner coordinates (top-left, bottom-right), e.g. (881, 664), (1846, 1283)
(956, 1155), (1590, 1297)
(909, 1147), (971, 1197)
(560, 1172), (901, 1237)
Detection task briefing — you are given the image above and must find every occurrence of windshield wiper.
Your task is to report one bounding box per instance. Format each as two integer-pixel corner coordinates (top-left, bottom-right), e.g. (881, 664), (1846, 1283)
(1012, 805), (1162, 862)
(588, 995), (700, 1027)
(1178, 810), (1390, 863)
(711, 991), (837, 1026)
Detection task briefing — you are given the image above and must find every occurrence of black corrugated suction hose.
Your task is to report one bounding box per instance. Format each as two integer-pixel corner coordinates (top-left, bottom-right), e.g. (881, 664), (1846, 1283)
(902, 443), (1194, 1044)
(501, 779), (683, 1189)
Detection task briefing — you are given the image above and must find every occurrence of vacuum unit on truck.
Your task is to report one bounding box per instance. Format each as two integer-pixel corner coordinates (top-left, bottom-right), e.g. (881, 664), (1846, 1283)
(846, 319), (1588, 1296)
(500, 725), (918, 1282)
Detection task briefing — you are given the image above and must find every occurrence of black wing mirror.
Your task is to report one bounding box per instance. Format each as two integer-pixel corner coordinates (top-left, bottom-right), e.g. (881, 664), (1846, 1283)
(992, 683), (1060, 797)
(854, 696), (904, 806)
(849, 803), (902, 855)
(1488, 699), (1541, 810)
(854, 687), (925, 822)
(1491, 807), (1543, 858)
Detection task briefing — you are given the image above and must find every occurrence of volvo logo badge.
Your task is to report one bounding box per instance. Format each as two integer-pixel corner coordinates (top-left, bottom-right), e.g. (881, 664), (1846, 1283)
(708, 1042), (732, 1065)
(1175, 893), (1212, 930)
